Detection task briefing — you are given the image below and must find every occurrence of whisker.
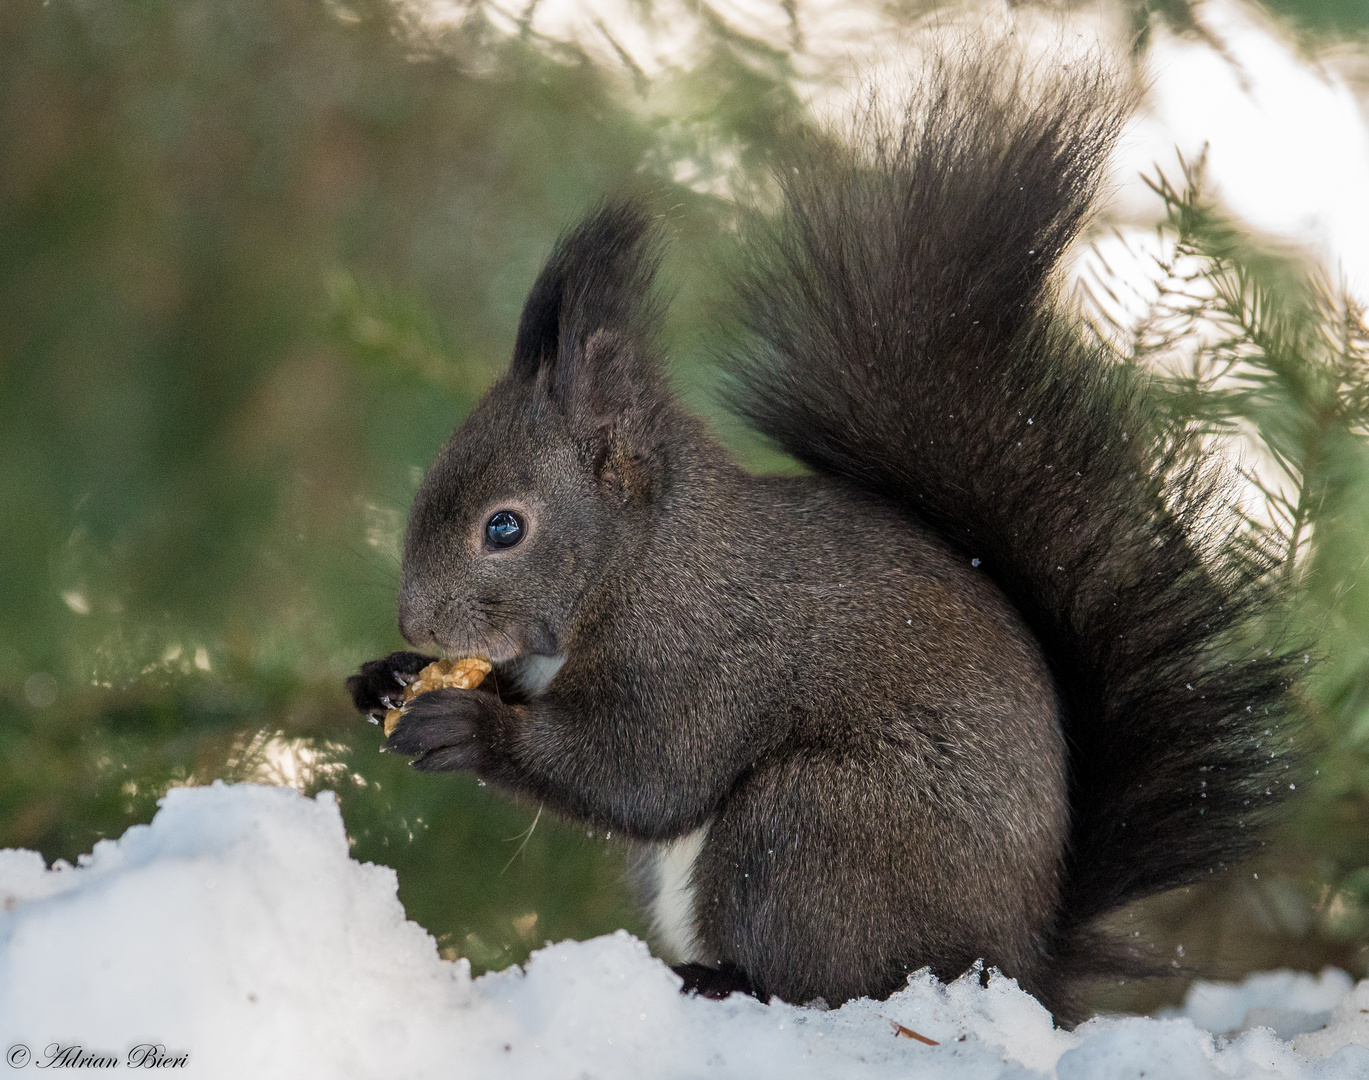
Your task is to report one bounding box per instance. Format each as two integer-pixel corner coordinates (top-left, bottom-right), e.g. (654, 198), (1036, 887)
(470, 609), (523, 660)
(501, 804), (544, 874)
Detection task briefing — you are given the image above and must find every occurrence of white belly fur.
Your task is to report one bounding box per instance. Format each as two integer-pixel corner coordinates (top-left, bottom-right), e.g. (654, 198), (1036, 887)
(508, 653), (704, 962)
(649, 823), (709, 963)
(509, 653), (566, 697)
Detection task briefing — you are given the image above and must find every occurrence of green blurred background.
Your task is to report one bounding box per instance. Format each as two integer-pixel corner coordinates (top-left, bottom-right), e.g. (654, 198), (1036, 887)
(2, 0), (1368, 1009)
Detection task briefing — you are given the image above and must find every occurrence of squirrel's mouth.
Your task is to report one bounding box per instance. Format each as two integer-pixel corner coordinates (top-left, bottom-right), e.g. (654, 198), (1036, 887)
(418, 608), (559, 671)
(434, 639), (521, 665)
(424, 623), (531, 666)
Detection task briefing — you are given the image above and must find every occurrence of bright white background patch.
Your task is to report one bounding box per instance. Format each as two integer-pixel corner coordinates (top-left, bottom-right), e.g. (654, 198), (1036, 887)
(401, 0), (1369, 303)
(1120, 1), (1369, 302)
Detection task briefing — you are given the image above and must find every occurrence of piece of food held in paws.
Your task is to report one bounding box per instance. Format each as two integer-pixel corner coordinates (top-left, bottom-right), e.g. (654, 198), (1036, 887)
(383, 657), (492, 737)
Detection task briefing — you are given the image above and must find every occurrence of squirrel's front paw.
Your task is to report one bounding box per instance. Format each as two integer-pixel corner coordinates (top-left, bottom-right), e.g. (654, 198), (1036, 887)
(385, 687), (501, 773)
(346, 651), (438, 723)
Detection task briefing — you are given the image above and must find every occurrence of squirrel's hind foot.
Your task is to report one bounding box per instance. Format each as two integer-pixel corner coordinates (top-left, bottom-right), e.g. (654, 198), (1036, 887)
(672, 962), (764, 1002)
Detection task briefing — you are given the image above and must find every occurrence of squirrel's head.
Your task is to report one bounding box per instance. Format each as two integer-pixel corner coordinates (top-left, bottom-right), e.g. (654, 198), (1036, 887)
(397, 201), (679, 663)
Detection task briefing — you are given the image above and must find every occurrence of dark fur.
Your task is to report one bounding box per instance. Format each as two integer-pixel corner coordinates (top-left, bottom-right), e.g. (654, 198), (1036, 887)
(347, 47), (1299, 1023)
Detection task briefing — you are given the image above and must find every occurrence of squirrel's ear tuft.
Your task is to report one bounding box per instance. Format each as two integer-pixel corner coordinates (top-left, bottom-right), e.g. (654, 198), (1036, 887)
(509, 199), (665, 399)
(510, 199), (671, 502)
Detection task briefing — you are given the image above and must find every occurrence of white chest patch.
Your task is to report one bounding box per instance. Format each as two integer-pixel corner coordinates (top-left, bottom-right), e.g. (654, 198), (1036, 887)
(649, 823), (709, 964)
(508, 653), (567, 697)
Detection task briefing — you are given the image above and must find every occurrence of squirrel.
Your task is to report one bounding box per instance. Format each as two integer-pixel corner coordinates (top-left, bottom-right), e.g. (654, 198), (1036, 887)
(347, 45), (1299, 1024)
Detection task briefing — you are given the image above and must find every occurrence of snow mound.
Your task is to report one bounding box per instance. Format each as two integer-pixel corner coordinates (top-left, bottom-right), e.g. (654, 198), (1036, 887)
(0, 784), (1365, 1079)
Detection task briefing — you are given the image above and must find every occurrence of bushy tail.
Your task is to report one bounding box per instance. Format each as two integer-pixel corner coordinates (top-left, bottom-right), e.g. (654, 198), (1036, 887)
(723, 43), (1300, 1014)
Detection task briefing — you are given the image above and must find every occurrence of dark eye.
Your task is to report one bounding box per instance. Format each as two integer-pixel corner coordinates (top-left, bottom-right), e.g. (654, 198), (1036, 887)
(484, 510), (525, 549)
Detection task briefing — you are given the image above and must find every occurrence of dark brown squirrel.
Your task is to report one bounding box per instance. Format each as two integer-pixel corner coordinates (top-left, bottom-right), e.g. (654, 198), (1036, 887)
(347, 46), (1299, 1023)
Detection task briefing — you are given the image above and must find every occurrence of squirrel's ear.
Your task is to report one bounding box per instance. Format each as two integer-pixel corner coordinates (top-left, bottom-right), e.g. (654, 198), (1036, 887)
(509, 200), (668, 500)
(509, 199), (663, 392)
(569, 328), (665, 501)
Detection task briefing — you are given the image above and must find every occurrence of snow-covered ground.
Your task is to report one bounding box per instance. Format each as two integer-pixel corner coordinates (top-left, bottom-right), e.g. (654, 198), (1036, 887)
(0, 784), (1365, 1079)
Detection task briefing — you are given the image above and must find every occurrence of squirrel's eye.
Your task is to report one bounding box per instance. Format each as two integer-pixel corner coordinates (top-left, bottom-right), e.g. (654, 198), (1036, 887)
(484, 510), (525, 549)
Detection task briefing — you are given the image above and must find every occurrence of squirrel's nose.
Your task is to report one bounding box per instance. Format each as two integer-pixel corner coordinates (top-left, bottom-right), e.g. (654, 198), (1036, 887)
(396, 587), (436, 650)
(397, 609), (423, 649)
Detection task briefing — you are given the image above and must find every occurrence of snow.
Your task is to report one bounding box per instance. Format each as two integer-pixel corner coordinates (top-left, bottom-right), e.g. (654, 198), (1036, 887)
(0, 784), (1365, 1079)
(1178, 969), (1357, 1040)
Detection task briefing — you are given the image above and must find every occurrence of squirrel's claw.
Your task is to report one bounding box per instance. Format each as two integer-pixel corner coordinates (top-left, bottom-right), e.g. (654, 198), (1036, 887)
(345, 650), (438, 721)
(384, 687), (486, 771)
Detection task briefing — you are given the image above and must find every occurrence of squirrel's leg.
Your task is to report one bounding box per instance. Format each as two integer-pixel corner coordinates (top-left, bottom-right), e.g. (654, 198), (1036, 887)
(690, 746), (1057, 1006)
(383, 686), (727, 836)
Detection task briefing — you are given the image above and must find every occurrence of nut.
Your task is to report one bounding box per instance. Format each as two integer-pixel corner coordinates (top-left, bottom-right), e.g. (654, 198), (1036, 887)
(384, 657), (492, 736)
